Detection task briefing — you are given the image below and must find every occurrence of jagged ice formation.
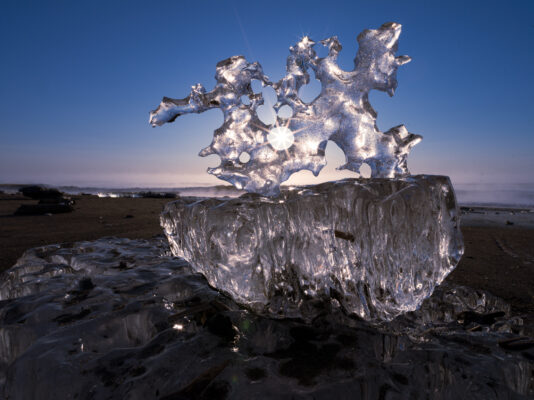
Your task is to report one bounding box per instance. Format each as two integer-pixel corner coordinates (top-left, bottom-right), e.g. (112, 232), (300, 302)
(161, 176), (464, 322)
(150, 22), (421, 196)
(1, 238), (531, 399)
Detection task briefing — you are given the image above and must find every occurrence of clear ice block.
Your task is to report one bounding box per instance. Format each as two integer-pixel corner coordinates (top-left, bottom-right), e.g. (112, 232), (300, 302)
(161, 175), (464, 322)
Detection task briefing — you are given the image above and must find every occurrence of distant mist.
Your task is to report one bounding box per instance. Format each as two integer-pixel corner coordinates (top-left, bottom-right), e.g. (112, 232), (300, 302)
(2, 182), (533, 208)
(453, 183), (534, 207)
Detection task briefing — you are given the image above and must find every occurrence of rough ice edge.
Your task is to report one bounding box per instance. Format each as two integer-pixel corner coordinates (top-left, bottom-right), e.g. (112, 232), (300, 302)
(161, 175), (464, 322)
(149, 22), (421, 195)
(0, 237), (531, 399)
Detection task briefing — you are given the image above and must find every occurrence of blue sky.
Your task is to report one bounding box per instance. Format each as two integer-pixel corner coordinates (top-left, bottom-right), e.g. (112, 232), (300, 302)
(0, 0), (533, 187)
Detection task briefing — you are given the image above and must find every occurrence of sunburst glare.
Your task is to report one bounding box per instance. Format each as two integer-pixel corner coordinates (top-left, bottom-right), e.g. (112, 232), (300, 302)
(267, 126), (294, 151)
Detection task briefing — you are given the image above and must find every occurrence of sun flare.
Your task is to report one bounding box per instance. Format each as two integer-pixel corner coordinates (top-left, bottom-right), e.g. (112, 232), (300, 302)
(267, 126), (294, 151)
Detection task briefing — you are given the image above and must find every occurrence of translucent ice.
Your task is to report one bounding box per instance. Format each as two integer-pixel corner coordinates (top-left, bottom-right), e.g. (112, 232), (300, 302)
(161, 175), (464, 322)
(150, 22), (421, 196)
(1, 237), (532, 399)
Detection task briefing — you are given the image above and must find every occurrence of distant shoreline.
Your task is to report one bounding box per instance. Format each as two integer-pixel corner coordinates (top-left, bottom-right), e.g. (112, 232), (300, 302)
(1, 181), (534, 208)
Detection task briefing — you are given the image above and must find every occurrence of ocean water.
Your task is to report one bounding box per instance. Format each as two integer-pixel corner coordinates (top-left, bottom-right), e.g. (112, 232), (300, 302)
(1, 182), (534, 208)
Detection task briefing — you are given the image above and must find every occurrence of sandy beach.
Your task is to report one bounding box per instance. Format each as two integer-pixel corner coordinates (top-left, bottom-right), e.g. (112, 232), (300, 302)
(0, 194), (169, 272)
(1, 193), (533, 320)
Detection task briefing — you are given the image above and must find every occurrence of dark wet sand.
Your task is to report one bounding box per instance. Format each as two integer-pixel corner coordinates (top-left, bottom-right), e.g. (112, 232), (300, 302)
(1, 194), (533, 318)
(0, 194), (169, 272)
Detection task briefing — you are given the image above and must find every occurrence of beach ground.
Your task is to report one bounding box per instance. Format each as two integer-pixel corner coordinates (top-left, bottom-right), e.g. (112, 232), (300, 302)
(1, 194), (533, 319)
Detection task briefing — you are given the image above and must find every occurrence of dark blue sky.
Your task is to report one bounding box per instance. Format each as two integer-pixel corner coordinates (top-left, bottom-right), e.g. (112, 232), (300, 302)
(1, 0), (533, 187)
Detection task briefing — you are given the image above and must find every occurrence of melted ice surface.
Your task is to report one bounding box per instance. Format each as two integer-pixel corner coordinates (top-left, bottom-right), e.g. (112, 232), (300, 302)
(150, 22), (421, 196)
(0, 237), (532, 398)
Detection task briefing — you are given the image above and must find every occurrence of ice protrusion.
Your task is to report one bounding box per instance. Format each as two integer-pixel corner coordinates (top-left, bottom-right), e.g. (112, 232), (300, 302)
(150, 22), (421, 196)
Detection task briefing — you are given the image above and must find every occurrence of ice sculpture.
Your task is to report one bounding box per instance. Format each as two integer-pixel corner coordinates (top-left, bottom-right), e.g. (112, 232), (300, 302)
(150, 22), (464, 322)
(150, 22), (421, 196)
(161, 176), (464, 321)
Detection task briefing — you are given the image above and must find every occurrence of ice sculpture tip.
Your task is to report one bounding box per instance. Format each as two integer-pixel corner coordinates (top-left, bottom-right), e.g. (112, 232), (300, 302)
(150, 22), (421, 196)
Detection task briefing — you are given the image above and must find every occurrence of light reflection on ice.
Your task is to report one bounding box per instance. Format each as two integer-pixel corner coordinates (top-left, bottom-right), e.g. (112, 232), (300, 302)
(150, 23), (422, 196)
(161, 176), (464, 322)
(0, 237), (531, 398)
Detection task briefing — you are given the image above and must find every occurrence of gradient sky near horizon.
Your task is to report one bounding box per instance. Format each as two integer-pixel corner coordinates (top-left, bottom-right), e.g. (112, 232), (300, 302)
(1, 0), (533, 188)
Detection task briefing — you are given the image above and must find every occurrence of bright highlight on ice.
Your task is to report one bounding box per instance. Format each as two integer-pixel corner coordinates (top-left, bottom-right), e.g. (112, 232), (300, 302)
(150, 22), (422, 196)
(267, 126), (294, 151)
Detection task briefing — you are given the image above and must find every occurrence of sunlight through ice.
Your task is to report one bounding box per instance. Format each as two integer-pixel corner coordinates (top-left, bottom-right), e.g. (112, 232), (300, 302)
(151, 23), (464, 322)
(150, 22), (421, 196)
(267, 126), (294, 151)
